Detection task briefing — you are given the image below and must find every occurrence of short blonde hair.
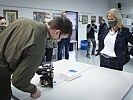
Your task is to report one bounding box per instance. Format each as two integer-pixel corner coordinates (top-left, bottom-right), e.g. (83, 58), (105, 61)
(106, 8), (124, 28)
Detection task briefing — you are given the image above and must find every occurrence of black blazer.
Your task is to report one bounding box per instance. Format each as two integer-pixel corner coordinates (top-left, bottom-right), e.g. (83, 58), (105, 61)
(99, 27), (133, 65)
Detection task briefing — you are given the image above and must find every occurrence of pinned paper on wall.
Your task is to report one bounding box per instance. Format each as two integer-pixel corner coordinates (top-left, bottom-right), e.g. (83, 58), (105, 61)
(126, 18), (132, 25)
(3, 9), (18, 25)
(82, 15), (88, 24)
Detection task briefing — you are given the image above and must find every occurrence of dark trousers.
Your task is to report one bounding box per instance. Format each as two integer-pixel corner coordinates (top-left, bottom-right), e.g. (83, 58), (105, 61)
(87, 37), (96, 55)
(57, 38), (70, 60)
(42, 48), (53, 63)
(0, 67), (12, 100)
(100, 54), (123, 71)
(97, 37), (101, 52)
(45, 48), (53, 62)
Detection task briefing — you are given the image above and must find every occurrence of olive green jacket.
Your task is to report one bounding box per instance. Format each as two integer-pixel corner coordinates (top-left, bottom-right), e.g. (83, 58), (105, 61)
(0, 18), (48, 94)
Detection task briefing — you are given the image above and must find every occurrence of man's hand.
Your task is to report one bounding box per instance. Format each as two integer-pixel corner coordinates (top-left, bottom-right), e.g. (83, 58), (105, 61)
(31, 88), (41, 98)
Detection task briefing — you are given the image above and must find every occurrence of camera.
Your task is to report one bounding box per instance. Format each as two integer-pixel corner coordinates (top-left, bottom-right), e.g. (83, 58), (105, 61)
(92, 24), (95, 26)
(36, 63), (54, 88)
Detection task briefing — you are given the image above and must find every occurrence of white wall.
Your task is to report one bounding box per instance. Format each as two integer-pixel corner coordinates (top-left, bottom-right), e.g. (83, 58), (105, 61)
(109, 0), (133, 17)
(109, 0), (133, 31)
(0, 0), (109, 48)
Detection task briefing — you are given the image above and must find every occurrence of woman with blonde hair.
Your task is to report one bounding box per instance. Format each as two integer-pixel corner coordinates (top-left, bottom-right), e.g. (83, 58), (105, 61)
(99, 8), (133, 71)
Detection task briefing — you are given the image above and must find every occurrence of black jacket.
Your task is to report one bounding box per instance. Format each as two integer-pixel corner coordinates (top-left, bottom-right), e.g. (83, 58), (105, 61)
(130, 47), (133, 56)
(98, 23), (108, 40)
(99, 27), (133, 65)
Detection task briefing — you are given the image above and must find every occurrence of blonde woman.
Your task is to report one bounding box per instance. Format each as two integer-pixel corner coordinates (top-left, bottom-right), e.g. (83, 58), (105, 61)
(99, 8), (133, 71)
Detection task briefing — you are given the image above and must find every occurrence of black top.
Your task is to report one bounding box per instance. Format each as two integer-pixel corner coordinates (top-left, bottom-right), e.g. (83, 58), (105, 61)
(98, 23), (108, 40)
(86, 24), (97, 38)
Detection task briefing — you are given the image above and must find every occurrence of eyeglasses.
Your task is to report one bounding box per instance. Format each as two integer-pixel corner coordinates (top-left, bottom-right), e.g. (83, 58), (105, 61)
(59, 32), (61, 39)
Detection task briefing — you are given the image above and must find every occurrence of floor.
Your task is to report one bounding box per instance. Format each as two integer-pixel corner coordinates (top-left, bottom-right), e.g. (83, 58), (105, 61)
(69, 49), (133, 73)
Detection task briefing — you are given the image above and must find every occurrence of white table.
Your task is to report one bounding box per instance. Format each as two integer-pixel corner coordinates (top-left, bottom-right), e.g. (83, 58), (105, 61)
(11, 60), (90, 100)
(12, 59), (133, 100)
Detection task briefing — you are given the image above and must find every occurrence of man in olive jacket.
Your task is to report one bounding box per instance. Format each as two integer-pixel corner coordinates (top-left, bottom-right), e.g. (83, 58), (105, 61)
(0, 17), (72, 100)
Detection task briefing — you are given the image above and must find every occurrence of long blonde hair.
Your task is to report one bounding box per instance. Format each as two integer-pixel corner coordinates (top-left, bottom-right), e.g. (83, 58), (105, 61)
(106, 8), (125, 28)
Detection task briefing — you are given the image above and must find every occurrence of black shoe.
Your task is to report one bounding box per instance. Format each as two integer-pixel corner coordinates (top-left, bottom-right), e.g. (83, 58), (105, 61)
(95, 53), (99, 56)
(95, 52), (100, 56)
(91, 53), (94, 55)
(91, 52), (95, 55)
(86, 54), (90, 58)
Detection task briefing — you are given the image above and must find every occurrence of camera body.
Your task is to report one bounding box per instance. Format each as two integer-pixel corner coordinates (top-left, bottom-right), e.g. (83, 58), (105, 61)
(36, 63), (54, 88)
(92, 23), (95, 26)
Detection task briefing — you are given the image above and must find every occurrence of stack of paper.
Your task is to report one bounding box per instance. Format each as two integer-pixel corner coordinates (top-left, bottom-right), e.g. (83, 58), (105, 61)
(60, 69), (81, 81)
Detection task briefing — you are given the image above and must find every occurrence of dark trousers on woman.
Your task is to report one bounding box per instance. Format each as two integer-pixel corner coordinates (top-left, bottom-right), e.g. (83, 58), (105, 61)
(100, 54), (123, 71)
(0, 67), (12, 100)
(57, 38), (70, 60)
